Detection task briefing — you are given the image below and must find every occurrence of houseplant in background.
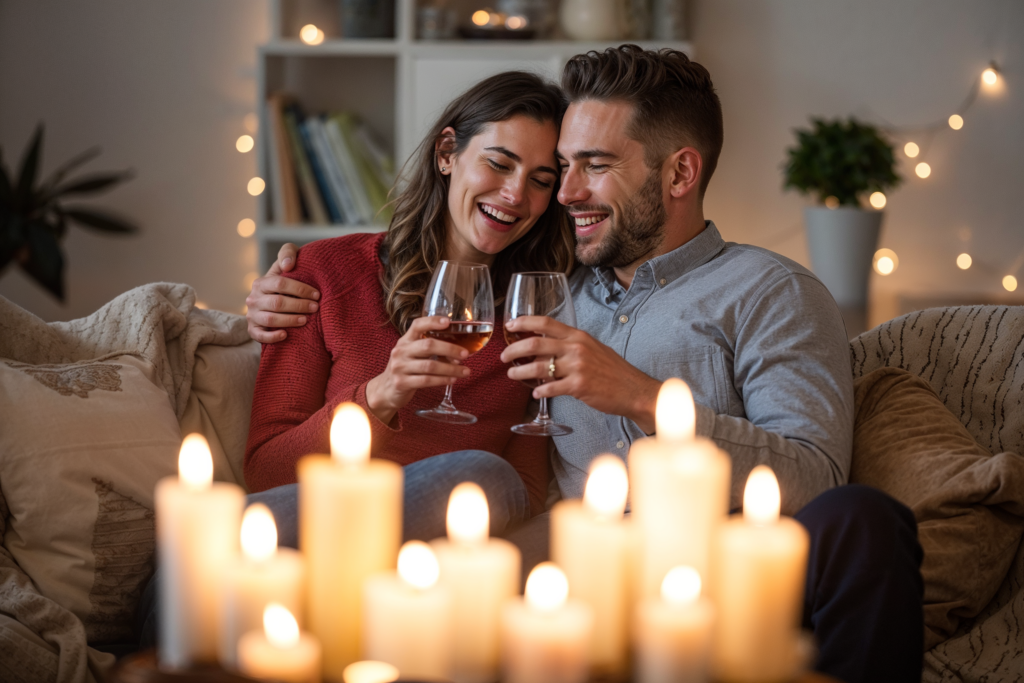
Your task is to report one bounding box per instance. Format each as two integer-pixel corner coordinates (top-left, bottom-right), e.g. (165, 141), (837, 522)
(0, 124), (139, 302)
(783, 117), (900, 315)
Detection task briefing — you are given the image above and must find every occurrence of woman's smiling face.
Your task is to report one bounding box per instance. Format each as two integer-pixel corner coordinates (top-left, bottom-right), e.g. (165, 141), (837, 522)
(439, 115), (560, 265)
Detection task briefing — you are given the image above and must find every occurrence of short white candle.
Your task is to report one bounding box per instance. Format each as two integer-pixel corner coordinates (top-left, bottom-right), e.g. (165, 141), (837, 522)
(238, 603), (321, 683)
(156, 433), (245, 668)
(551, 456), (632, 678)
(713, 466), (809, 682)
(342, 660), (400, 683)
(635, 566), (715, 683)
(431, 482), (520, 683)
(220, 503), (305, 668)
(363, 541), (452, 680)
(500, 563), (593, 683)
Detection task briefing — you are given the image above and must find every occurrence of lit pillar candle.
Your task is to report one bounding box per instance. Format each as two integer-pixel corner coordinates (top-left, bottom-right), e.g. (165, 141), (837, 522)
(431, 482), (521, 683)
(628, 379), (731, 599)
(363, 541), (453, 680)
(500, 563), (593, 683)
(298, 403), (403, 678)
(713, 466), (809, 682)
(220, 503), (305, 668)
(342, 661), (400, 683)
(635, 566), (715, 683)
(238, 603), (321, 683)
(155, 433), (245, 668)
(551, 456), (632, 678)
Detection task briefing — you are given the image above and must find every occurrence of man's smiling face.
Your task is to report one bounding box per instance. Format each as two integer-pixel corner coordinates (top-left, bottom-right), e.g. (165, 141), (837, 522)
(556, 99), (668, 269)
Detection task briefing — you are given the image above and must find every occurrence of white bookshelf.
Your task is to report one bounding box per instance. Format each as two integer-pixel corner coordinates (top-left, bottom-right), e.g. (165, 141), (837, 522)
(255, 0), (693, 271)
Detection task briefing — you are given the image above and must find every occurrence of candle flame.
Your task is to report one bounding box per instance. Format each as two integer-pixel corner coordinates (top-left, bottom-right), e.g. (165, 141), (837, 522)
(343, 661), (400, 683)
(241, 503), (277, 563)
(397, 541), (440, 590)
(743, 465), (781, 525)
(656, 378), (696, 441)
(446, 482), (490, 545)
(583, 455), (628, 521)
(178, 433), (213, 490)
(525, 562), (568, 612)
(661, 566), (702, 606)
(331, 402), (371, 466)
(263, 603), (299, 649)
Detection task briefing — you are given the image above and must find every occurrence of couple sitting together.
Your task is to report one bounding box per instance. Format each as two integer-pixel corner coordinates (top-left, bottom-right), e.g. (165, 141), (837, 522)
(242, 46), (924, 682)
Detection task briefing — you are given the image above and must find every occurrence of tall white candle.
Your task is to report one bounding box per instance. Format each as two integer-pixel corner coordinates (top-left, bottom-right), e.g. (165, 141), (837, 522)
(156, 433), (245, 668)
(299, 403), (403, 679)
(551, 456), (632, 678)
(220, 503), (305, 668)
(713, 466), (809, 682)
(635, 566), (715, 683)
(629, 379), (731, 599)
(431, 482), (520, 683)
(363, 541), (453, 680)
(238, 603), (321, 683)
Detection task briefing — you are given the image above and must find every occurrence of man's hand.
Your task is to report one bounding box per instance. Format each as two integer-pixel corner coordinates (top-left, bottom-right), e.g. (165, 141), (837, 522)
(500, 316), (662, 434)
(245, 243), (321, 343)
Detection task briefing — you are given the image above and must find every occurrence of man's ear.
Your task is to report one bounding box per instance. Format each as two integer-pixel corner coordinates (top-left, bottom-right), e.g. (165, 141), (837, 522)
(435, 126), (457, 173)
(666, 147), (703, 199)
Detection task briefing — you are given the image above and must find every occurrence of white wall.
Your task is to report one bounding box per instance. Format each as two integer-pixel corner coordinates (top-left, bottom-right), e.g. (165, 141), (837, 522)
(1, 0), (1021, 323)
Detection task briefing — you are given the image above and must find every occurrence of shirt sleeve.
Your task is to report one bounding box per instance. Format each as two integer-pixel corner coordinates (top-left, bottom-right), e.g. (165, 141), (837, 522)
(694, 272), (854, 515)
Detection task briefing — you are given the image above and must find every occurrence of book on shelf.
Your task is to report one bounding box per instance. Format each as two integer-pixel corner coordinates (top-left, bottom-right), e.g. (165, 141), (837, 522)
(264, 94), (395, 227)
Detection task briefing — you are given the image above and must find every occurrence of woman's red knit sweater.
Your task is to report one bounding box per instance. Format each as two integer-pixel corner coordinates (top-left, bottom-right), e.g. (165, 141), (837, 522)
(244, 233), (550, 514)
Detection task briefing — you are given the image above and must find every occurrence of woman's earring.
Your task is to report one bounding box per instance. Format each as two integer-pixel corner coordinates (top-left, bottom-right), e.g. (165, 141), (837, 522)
(441, 167), (447, 172)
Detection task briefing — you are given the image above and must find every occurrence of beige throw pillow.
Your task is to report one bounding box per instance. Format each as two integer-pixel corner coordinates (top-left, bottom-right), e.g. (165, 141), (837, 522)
(851, 367), (1024, 650)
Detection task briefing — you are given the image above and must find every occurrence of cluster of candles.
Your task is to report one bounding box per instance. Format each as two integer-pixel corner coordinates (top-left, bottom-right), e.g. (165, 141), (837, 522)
(155, 379), (810, 683)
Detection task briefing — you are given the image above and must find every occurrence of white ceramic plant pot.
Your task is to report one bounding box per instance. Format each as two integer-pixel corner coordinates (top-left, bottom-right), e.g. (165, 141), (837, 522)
(560, 0), (626, 40)
(803, 206), (883, 308)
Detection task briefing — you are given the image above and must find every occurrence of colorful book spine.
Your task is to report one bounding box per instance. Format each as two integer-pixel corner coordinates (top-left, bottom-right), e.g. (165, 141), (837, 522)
(266, 95), (301, 224)
(300, 118), (343, 224)
(307, 117), (358, 225)
(325, 118), (374, 224)
(282, 107), (329, 224)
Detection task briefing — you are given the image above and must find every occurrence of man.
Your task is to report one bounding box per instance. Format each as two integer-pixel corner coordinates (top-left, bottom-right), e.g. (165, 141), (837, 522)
(246, 46), (923, 683)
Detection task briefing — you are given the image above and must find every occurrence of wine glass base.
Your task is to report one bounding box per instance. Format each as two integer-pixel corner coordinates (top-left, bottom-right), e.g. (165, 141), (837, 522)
(416, 407), (478, 425)
(511, 421), (573, 436)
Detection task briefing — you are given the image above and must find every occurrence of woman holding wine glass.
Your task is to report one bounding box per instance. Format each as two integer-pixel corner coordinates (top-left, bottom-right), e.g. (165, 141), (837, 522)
(242, 72), (574, 549)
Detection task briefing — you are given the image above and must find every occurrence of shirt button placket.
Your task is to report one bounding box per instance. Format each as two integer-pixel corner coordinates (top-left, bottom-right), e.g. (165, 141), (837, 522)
(619, 314), (628, 324)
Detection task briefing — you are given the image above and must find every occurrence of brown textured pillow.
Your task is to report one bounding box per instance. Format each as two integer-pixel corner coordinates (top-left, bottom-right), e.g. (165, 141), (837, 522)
(851, 367), (1024, 650)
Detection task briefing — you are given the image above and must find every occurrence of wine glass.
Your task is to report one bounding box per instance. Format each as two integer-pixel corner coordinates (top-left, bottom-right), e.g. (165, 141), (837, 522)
(415, 261), (495, 424)
(504, 272), (576, 436)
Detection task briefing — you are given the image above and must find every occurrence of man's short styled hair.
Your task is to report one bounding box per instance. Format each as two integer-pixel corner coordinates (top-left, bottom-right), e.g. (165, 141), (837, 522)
(561, 44), (724, 198)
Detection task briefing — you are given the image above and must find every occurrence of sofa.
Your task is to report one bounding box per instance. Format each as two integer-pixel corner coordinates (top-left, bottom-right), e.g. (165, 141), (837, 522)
(0, 285), (1021, 682)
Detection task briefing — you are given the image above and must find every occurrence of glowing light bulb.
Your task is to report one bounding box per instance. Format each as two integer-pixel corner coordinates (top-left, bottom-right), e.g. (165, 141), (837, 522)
(236, 134), (254, 153)
(743, 465), (781, 525)
(178, 433), (213, 490)
(506, 15), (527, 29)
(661, 566), (702, 606)
(904, 142), (920, 158)
(1004, 275), (1018, 292)
(824, 196), (840, 209)
(525, 562), (568, 612)
(873, 248), (898, 276)
(447, 482), (489, 545)
(957, 253), (972, 270)
(655, 377), (695, 441)
(300, 24), (324, 45)
(472, 10), (490, 26)
(982, 67), (998, 86)
(330, 402), (371, 466)
(264, 603), (300, 649)
(398, 541), (440, 590)
(915, 162), (931, 179)
(237, 218), (256, 237)
(241, 503), (277, 563)
(248, 177), (266, 196)
(583, 455), (628, 521)
(869, 192), (887, 209)
(343, 661), (400, 683)
(948, 114), (964, 130)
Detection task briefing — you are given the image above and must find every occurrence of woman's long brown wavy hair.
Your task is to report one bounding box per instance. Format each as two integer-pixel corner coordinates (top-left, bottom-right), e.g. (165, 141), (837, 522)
(381, 71), (576, 333)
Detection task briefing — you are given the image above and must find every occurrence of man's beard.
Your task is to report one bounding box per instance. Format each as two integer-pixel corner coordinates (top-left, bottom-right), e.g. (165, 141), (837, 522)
(574, 169), (667, 269)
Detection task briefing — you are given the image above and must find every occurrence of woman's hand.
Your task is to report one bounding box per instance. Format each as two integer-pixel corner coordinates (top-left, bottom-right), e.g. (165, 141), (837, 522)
(365, 316), (472, 424)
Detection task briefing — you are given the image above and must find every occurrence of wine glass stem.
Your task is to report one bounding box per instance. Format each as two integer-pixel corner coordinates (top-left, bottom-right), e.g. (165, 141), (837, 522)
(536, 396), (551, 424)
(439, 383), (457, 410)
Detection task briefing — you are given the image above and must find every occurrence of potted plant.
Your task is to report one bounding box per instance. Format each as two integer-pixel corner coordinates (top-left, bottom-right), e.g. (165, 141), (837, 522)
(783, 117), (900, 310)
(0, 124), (139, 301)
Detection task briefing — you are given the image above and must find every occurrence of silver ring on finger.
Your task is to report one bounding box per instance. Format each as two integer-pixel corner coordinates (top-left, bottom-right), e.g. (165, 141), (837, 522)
(548, 356), (556, 379)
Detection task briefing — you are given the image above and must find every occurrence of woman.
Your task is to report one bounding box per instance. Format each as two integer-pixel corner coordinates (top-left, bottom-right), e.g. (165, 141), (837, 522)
(245, 72), (574, 545)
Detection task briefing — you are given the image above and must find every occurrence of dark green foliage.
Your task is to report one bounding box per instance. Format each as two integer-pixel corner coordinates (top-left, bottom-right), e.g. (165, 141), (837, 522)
(0, 124), (138, 301)
(783, 118), (901, 208)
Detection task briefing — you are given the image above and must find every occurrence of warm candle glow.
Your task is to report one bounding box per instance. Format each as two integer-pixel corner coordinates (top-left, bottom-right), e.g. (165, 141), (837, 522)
(1004, 275), (1018, 292)
(656, 378), (696, 441)
(868, 191), (886, 209)
(264, 603), (300, 649)
(178, 433), (213, 490)
(583, 455), (628, 521)
(398, 541), (440, 590)
(247, 177), (265, 196)
(446, 481), (489, 545)
(915, 162), (931, 179)
(330, 402), (371, 466)
(904, 142), (919, 158)
(660, 566), (702, 606)
(948, 114), (964, 130)
(471, 10), (490, 26)
(343, 661), (400, 683)
(300, 24), (324, 45)
(236, 134), (254, 153)
(525, 562), (568, 612)
(957, 253), (972, 270)
(506, 15), (527, 29)
(241, 503), (277, 563)
(237, 218), (256, 237)
(982, 67), (998, 86)
(743, 465), (781, 525)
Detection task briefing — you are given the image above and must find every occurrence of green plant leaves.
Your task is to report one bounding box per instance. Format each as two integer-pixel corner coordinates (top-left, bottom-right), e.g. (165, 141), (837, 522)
(15, 124), (44, 212)
(62, 207), (139, 234)
(49, 170), (135, 200)
(20, 220), (65, 300)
